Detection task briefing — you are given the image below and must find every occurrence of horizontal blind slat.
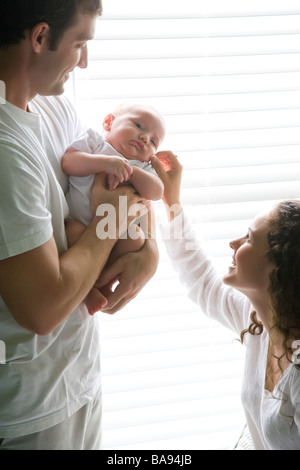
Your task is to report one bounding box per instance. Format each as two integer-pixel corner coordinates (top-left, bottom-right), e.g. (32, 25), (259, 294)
(182, 163), (300, 187)
(74, 73), (300, 102)
(101, 0), (300, 18)
(178, 145), (300, 169)
(95, 16), (300, 39)
(87, 36), (300, 60)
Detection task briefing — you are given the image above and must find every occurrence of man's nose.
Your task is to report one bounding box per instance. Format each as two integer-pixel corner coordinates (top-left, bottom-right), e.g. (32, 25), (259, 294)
(78, 45), (88, 69)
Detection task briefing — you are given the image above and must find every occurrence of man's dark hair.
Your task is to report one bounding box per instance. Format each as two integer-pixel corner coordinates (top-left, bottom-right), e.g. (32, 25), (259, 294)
(0, 0), (102, 50)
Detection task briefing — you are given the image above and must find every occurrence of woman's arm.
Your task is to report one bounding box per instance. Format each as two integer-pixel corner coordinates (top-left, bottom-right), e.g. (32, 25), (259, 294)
(151, 151), (183, 220)
(151, 151), (251, 335)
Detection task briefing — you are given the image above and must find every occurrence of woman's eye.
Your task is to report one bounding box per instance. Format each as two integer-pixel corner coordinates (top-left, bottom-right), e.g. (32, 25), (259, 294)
(135, 123), (142, 129)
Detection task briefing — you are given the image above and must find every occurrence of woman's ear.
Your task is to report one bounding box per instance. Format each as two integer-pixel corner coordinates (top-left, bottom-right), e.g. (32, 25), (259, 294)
(103, 113), (115, 131)
(30, 22), (51, 53)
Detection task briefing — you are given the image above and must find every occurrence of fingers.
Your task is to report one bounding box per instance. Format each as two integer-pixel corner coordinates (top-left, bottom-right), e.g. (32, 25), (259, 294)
(151, 152), (183, 177)
(108, 174), (120, 190)
(150, 154), (166, 179)
(151, 152), (183, 211)
(95, 263), (132, 314)
(95, 261), (120, 289)
(124, 161), (133, 180)
(116, 160), (133, 183)
(101, 282), (136, 314)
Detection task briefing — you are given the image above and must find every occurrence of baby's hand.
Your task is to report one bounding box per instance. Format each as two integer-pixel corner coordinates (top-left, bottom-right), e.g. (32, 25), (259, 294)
(106, 156), (133, 184)
(108, 173), (121, 190)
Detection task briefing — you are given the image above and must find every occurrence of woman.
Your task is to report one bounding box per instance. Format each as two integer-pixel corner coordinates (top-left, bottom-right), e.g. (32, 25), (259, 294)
(151, 152), (300, 450)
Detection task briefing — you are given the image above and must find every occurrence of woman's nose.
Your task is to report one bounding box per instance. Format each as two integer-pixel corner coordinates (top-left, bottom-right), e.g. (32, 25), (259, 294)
(230, 235), (246, 251)
(230, 238), (240, 250)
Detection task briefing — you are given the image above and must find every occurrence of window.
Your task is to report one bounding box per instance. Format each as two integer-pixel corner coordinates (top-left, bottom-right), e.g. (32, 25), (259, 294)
(68, 0), (300, 449)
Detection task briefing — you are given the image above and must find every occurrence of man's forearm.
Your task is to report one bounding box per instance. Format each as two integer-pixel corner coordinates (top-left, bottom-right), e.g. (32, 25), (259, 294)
(0, 180), (149, 334)
(57, 217), (117, 313)
(0, 217), (117, 335)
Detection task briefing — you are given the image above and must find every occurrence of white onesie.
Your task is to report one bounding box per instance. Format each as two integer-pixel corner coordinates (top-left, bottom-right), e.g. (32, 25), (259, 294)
(66, 128), (156, 226)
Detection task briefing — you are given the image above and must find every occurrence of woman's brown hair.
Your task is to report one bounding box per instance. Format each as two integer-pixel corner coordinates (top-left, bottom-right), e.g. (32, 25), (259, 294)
(240, 200), (300, 369)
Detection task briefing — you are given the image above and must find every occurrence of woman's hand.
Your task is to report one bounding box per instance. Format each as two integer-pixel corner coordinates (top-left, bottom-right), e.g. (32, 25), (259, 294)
(151, 151), (183, 221)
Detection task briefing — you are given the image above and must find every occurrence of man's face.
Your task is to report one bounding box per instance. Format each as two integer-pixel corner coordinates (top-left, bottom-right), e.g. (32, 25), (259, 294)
(34, 13), (96, 96)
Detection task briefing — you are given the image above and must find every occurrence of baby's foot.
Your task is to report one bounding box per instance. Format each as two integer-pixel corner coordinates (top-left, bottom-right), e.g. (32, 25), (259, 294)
(84, 287), (108, 316)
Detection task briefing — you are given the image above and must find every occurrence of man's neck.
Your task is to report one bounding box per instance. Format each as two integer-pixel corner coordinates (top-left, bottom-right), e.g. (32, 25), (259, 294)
(0, 47), (35, 111)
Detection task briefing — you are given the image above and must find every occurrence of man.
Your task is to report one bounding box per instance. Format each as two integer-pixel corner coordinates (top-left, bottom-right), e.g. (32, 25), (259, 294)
(0, 0), (159, 450)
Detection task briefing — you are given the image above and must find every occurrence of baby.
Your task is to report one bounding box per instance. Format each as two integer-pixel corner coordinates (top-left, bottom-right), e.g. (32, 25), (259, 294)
(62, 102), (166, 315)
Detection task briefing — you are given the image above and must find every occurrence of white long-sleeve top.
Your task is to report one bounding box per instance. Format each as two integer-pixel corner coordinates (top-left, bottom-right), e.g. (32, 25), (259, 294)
(162, 212), (300, 450)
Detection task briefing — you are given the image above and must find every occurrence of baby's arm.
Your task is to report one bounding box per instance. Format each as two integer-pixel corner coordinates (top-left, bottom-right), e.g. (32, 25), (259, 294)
(129, 166), (164, 201)
(62, 148), (133, 183)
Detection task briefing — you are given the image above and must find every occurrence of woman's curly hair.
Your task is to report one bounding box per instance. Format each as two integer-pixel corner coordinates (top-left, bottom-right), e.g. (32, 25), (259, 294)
(240, 200), (300, 368)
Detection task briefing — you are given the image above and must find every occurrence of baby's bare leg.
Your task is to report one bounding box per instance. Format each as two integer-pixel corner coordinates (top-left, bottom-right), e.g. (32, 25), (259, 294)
(84, 286), (108, 316)
(109, 224), (146, 264)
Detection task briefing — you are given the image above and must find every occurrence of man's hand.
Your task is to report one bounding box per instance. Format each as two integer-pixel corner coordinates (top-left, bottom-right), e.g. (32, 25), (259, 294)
(95, 239), (159, 314)
(95, 209), (159, 314)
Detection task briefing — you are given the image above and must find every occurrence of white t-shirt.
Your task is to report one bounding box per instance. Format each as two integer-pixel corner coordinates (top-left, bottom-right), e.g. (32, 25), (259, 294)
(162, 212), (300, 450)
(0, 96), (101, 438)
(66, 127), (157, 226)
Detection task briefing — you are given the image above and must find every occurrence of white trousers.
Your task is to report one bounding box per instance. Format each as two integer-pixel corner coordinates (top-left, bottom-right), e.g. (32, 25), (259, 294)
(0, 391), (102, 450)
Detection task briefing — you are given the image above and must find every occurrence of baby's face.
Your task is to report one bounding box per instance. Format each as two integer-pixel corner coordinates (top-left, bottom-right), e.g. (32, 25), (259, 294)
(104, 106), (166, 162)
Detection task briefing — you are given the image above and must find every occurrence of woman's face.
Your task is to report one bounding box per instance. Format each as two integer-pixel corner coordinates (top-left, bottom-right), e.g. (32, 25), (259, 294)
(223, 211), (274, 296)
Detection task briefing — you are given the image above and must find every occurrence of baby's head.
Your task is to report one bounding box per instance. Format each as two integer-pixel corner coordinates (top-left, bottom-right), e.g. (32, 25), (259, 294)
(102, 102), (166, 162)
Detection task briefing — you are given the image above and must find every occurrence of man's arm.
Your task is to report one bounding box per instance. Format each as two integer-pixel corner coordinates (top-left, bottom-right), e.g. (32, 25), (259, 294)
(0, 176), (146, 335)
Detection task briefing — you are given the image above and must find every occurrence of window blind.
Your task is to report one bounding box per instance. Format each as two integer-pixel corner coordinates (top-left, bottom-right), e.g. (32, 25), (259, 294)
(70, 0), (300, 450)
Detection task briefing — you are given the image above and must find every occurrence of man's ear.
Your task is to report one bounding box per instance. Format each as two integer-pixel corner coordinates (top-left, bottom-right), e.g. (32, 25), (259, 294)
(103, 113), (115, 131)
(30, 23), (51, 53)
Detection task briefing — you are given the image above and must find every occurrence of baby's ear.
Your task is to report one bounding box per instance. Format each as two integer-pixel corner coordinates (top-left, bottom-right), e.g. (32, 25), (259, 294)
(102, 113), (115, 131)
